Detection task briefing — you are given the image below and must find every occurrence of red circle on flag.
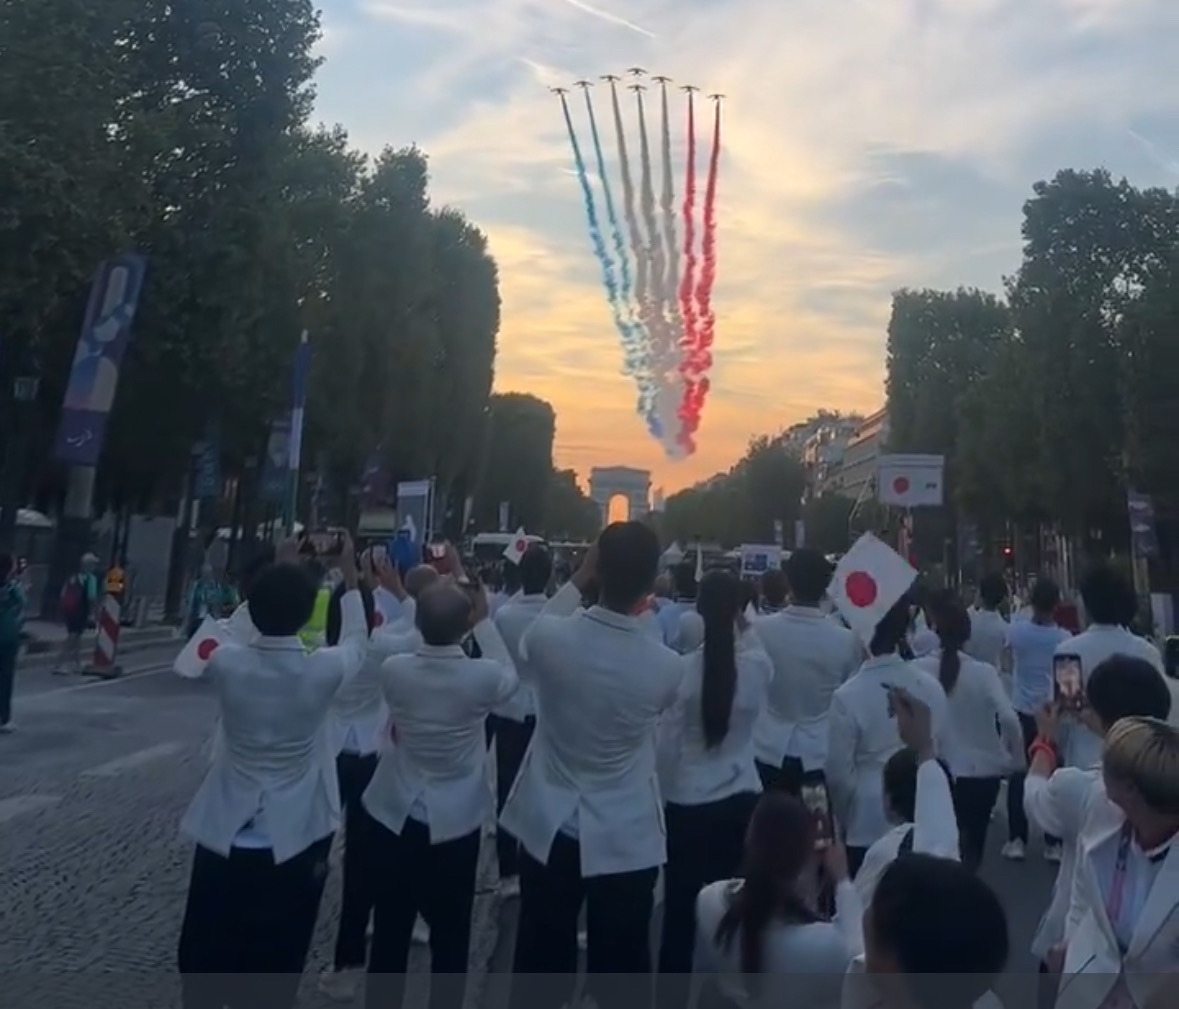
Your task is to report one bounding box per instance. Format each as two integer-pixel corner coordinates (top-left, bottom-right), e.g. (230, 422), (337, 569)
(892, 476), (910, 495)
(196, 638), (220, 661)
(515, 539), (526, 552)
(845, 571), (878, 608)
(374, 611), (385, 627)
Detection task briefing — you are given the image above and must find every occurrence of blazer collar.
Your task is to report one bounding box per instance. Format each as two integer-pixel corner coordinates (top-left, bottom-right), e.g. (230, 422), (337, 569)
(585, 605), (641, 632)
(784, 605), (825, 619)
(1128, 830), (1179, 957)
(253, 635), (305, 652)
(417, 643), (467, 659)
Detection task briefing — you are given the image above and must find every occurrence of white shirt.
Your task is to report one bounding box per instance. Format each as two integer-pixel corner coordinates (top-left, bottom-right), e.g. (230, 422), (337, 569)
(909, 627), (939, 658)
(852, 756), (961, 909)
(180, 590), (369, 863)
(362, 619), (518, 843)
(913, 652), (1023, 779)
(965, 607), (1008, 669)
(657, 631), (772, 806)
(330, 625), (419, 756)
(492, 593), (547, 721)
(752, 606), (861, 771)
(694, 877), (864, 1009)
(1007, 619), (1071, 715)
(825, 654), (949, 848)
(499, 582), (683, 877)
(1055, 626), (1164, 768)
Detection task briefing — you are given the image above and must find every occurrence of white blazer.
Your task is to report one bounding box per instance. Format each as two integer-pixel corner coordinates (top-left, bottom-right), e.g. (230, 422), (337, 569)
(492, 593), (547, 722)
(180, 590), (369, 863)
(852, 756), (960, 909)
(499, 582), (684, 877)
(913, 652), (1024, 779)
(362, 619), (518, 843)
(329, 625), (419, 756)
(1057, 798), (1179, 1009)
(657, 630), (772, 806)
(752, 606), (861, 772)
(825, 654), (949, 849)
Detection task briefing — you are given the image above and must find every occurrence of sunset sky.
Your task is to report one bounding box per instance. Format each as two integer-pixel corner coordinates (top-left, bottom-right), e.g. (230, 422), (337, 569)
(314, 0), (1178, 494)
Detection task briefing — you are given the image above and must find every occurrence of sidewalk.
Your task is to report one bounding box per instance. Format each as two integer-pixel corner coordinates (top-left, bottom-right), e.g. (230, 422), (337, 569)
(19, 618), (178, 665)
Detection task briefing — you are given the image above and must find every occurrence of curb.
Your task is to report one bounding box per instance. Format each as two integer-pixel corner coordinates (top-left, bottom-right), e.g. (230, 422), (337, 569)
(18, 635), (178, 672)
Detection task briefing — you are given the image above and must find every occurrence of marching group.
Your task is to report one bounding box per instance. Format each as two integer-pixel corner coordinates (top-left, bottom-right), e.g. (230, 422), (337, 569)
(173, 522), (1179, 1009)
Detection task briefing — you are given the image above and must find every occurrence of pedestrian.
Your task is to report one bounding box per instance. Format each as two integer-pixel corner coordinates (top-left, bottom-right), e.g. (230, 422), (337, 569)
(655, 569), (771, 1009)
(0, 553), (27, 732)
(362, 569), (518, 1009)
(55, 552), (99, 675)
(176, 533), (367, 1009)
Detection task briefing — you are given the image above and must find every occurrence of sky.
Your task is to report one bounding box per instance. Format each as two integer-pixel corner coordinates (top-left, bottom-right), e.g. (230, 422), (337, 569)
(313, 0), (1179, 494)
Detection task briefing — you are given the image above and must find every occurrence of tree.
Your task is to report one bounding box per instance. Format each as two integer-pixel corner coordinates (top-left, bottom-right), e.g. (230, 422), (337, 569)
(799, 493), (854, 556)
(542, 469), (601, 541)
(475, 393), (556, 533)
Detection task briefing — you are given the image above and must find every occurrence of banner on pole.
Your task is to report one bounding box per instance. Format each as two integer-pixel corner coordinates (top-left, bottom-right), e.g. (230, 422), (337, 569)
(739, 543), (781, 577)
(876, 454), (945, 508)
(397, 480), (434, 547)
(54, 254), (147, 466)
(259, 419), (292, 504)
(194, 425), (221, 500)
(1127, 490), (1159, 560)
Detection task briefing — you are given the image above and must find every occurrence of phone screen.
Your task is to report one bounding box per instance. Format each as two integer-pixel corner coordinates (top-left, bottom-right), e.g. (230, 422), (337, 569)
(429, 542), (447, 560)
(801, 781), (832, 848)
(1054, 655), (1083, 708)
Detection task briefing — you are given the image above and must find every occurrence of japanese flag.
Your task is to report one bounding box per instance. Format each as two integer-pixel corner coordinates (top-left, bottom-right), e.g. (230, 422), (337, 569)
(174, 617), (229, 679)
(502, 528), (529, 565)
(829, 533), (917, 644)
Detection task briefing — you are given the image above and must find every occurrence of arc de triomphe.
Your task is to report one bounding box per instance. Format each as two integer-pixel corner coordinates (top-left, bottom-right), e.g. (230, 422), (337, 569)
(589, 466), (652, 526)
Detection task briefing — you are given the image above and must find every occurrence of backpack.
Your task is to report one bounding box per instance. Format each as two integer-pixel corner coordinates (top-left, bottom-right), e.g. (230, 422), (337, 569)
(61, 576), (88, 619)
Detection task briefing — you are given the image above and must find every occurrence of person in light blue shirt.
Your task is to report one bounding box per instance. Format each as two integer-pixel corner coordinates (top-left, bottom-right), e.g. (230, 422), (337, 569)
(658, 562), (697, 650)
(1002, 577), (1070, 861)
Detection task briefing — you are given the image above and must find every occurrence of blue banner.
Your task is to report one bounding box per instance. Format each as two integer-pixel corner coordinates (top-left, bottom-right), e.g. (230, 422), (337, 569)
(54, 254), (147, 466)
(259, 418), (292, 505)
(194, 424), (221, 500)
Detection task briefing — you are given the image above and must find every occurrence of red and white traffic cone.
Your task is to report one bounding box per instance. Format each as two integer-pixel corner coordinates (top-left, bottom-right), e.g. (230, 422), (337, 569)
(86, 594), (123, 679)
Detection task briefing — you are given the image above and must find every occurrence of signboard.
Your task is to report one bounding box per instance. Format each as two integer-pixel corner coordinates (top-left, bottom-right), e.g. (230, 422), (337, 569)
(739, 543), (782, 577)
(54, 254), (147, 466)
(259, 418), (291, 504)
(397, 479), (435, 547)
(876, 454), (945, 508)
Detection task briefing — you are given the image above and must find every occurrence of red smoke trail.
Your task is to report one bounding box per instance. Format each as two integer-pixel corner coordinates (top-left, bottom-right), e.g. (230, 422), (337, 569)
(677, 97), (722, 448)
(677, 92), (698, 373)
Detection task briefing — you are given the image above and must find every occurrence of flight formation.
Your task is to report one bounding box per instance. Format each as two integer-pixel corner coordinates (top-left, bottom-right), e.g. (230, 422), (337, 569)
(552, 69), (725, 458)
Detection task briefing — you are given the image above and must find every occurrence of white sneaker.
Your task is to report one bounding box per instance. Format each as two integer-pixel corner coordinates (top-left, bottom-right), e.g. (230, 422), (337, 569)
(498, 876), (521, 899)
(1001, 839), (1026, 861)
(1043, 842), (1063, 864)
(318, 968), (363, 1002)
(577, 928), (587, 951)
(412, 917), (431, 944)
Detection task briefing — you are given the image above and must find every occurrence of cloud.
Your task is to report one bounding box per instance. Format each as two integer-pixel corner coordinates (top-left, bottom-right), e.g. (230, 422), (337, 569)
(317, 0), (1179, 490)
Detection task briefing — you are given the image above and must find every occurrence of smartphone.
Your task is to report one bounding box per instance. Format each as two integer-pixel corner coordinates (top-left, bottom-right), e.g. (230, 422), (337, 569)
(429, 542), (447, 560)
(371, 543), (388, 564)
(1054, 654), (1084, 709)
(801, 780), (833, 849)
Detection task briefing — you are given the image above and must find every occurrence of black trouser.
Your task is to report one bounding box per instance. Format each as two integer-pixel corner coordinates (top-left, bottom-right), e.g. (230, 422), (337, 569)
(846, 846), (868, 878)
(510, 832), (659, 1009)
(177, 836), (333, 1009)
(657, 792), (759, 1009)
(489, 714), (535, 880)
(333, 751), (379, 970)
(952, 776), (1003, 872)
(1008, 712), (1061, 846)
(0, 639), (18, 725)
(365, 815), (480, 1009)
(754, 755), (805, 796)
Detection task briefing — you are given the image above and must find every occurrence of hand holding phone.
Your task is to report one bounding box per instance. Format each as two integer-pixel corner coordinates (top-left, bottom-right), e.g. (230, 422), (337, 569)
(801, 780), (833, 850)
(1054, 655), (1084, 711)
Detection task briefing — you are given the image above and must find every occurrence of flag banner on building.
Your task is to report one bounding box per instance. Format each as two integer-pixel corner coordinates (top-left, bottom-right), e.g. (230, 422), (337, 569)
(54, 254), (148, 466)
(282, 331), (310, 528)
(396, 479), (434, 547)
(259, 418), (292, 504)
(876, 454), (945, 508)
(1127, 489), (1159, 560)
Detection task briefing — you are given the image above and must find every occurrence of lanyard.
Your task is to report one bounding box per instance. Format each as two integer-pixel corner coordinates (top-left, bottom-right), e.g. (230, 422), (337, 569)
(1104, 824), (1133, 948)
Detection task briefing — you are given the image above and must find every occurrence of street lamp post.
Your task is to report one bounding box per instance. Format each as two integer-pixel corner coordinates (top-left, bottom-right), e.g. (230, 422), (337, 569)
(0, 375), (41, 552)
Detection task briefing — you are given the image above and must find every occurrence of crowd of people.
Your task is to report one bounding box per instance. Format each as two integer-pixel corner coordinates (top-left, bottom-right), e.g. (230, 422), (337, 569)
(171, 522), (1179, 1009)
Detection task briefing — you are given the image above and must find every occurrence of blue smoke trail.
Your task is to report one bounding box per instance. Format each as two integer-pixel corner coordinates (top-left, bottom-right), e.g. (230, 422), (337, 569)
(559, 93), (662, 438)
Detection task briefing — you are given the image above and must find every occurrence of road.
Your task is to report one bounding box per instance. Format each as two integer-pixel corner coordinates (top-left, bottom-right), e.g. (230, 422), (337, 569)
(1, 649), (1053, 1008)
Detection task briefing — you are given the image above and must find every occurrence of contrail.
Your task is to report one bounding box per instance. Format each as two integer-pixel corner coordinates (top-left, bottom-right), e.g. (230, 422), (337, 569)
(657, 78), (685, 448)
(561, 0), (656, 38)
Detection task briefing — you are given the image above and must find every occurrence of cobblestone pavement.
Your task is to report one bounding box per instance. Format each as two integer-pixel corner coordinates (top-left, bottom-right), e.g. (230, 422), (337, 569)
(0, 653), (499, 1009)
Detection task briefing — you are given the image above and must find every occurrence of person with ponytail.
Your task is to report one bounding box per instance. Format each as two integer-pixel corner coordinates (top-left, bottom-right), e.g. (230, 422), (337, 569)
(656, 570), (773, 1009)
(914, 590), (1023, 871)
(693, 792), (863, 1009)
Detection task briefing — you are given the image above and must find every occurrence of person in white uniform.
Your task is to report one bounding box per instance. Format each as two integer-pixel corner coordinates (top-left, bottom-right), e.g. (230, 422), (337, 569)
(965, 573), (1010, 691)
(501, 523), (681, 1009)
(177, 535), (367, 1009)
(753, 549), (860, 796)
(362, 575), (518, 1009)
(655, 569), (772, 1007)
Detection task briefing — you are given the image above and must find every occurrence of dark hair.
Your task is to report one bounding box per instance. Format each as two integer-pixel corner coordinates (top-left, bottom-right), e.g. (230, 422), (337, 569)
(1086, 655), (1172, 730)
(698, 571), (741, 749)
(1080, 563), (1136, 627)
(500, 564), (520, 595)
(739, 579), (759, 613)
(415, 583), (473, 647)
(672, 561), (698, 601)
(1029, 576), (1061, 615)
(597, 522), (660, 612)
(519, 545), (553, 596)
(978, 573), (1008, 610)
(882, 748), (952, 823)
(246, 563), (319, 637)
(238, 545), (276, 598)
(761, 568), (788, 609)
(930, 590), (971, 693)
(716, 793), (819, 979)
(870, 855), (1009, 1009)
(870, 596), (913, 657)
(0, 554), (13, 581)
(325, 581), (376, 645)
(784, 548), (832, 606)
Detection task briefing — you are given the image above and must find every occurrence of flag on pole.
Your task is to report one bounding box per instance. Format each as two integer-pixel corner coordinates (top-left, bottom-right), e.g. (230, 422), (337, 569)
(503, 528), (529, 565)
(284, 331), (310, 531)
(174, 617), (229, 679)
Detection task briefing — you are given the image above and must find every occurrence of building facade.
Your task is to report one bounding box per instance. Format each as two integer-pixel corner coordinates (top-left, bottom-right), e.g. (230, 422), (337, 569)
(829, 407), (889, 502)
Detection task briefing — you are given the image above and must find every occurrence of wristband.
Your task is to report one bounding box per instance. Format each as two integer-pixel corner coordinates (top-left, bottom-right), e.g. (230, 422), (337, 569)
(1028, 738), (1058, 766)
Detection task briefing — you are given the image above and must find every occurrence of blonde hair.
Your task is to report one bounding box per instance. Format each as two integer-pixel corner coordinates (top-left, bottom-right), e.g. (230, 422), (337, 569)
(1103, 717), (1179, 815)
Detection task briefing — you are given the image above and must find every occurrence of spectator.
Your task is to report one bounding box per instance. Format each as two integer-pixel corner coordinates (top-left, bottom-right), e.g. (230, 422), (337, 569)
(55, 552), (99, 675)
(0, 553), (26, 732)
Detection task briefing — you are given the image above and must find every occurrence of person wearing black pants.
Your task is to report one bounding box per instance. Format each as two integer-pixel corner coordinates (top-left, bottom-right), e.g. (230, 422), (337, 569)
(754, 755), (805, 795)
(1007, 711), (1061, 851)
(489, 713), (535, 881)
(332, 752), (379, 969)
(951, 776), (1003, 871)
